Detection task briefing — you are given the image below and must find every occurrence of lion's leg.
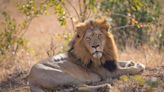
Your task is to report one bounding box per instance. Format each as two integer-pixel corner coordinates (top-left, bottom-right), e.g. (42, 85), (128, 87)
(77, 83), (111, 92)
(30, 84), (44, 92)
(110, 61), (145, 77)
(28, 63), (84, 91)
(117, 61), (136, 67)
(91, 61), (145, 79)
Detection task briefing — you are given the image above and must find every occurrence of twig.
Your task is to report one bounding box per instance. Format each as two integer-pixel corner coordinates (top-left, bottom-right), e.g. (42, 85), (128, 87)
(19, 17), (34, 38)
(78, 0), (82, 17)
(61, 3), (75, 31)
(65, 0), (80, 21)
(111, 12), (133, 18)
(86, 9), (92, 20)
(112, 25), (135, 30)
(81, 0), (88, 22)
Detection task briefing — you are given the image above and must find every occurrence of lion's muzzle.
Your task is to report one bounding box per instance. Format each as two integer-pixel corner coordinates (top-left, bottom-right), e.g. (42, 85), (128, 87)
(92, 51), (103, 59)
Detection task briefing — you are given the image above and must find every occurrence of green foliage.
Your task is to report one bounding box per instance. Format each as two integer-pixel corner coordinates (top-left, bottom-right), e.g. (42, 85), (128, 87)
(159, 30), (164, 50)
(120, 75), (145, 85)
(17, 0), (163, 49)
(120, 75), (129, 82)
(48, 0), (66, 25)
(0, 12), (26, 56)
(18, 0), (66, 26)
(100, 0), (161, 49)
(161, 36), (164, 40)
(146, 77), (159, 88)
(116, 75), (162, 92)
(17, 0), (38, 17)
(133, 75), (145, 85)
(87, 0), (97, 13)
(18, 0), (99, 25)
(100, 0), (160, 23)
(147, 80), (159, 88)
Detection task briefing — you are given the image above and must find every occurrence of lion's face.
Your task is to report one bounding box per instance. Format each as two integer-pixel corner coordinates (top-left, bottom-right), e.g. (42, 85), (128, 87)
(84, 27), (106, 59)
(72, 18), (117, 67)
(74, 18), (109, 60)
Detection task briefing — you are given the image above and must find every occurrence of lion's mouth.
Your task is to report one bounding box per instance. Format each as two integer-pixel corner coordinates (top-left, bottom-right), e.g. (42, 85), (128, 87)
(92, 51), (103, 59)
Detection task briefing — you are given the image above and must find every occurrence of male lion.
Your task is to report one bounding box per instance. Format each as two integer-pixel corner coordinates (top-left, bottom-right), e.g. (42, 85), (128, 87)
(28, 18), (145, 92)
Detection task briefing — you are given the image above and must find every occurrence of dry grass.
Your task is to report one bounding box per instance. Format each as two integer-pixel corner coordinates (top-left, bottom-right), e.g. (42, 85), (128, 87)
(0, 49), (36, 92)
(119, 46), (164, 68)
(0, 49), (35, 81)
(0, 45), (163, 92)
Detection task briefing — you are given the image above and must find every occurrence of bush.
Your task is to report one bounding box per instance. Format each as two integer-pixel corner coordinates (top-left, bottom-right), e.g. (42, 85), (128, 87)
(0, 12), (27, 61)
(100, 0), (162, 49)
(16, 0), (164, 50)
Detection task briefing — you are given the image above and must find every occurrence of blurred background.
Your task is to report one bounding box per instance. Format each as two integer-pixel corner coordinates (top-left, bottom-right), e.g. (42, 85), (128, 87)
(0, 0), (164, 92)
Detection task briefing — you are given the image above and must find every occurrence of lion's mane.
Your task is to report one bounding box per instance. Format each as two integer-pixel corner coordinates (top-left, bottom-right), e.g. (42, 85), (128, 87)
(68, 18), (118, 71)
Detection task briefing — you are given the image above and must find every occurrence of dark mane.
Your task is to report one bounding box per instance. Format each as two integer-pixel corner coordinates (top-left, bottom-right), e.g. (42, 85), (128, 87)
(67, 18), (118, 72)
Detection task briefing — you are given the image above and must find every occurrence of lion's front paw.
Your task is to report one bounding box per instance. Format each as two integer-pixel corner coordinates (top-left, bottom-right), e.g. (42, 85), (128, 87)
(120, 61), (146, 75)
(97, 83), (111, 92)
(129, 63), (145, 74)
(135, 63), (145, 72)
(125, 61), (145, 73)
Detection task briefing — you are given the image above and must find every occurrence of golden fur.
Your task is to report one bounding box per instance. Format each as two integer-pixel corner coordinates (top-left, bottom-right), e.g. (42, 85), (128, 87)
(28, 18), (145, 92)
(70, 18), (118, 67)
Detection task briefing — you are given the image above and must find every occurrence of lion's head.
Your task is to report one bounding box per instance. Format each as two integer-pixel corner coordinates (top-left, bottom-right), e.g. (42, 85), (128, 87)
(69, 17), (118, 71)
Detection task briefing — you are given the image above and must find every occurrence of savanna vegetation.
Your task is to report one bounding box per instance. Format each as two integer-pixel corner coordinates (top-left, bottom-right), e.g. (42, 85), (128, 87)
(0, 0), (164, 92)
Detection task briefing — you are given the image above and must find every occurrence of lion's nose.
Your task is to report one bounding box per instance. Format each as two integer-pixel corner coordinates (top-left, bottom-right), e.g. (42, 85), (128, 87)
(92, 45), (99, 48)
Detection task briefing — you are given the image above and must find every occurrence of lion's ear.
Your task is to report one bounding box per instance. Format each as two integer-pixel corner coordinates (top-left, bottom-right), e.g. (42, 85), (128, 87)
(75, 22), (88, 31)
(75, 22), (88, 38)
(96, 18), (109, 31)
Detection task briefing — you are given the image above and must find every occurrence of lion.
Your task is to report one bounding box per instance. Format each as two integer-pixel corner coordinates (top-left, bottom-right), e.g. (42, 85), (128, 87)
(28, 18), (145, 92)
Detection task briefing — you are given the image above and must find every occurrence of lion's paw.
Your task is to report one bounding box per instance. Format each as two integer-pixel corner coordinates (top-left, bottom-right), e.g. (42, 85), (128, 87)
(125, 61), (135, 67)
(135, 63), (145, 72)
(125, 61), (145, 72)
(120, 61), (146, 74)
(97, 83), (111, 92)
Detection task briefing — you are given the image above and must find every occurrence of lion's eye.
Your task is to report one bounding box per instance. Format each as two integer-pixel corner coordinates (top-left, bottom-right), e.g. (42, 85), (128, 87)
(98, 34), (103, 39)
(77, 34), (80, 38)
(86, 37), (91, 42)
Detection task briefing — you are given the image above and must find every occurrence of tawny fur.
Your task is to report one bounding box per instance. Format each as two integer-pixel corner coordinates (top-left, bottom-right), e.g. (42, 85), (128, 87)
(72, 18), (118, 66)
(28, 17), (145, 92)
